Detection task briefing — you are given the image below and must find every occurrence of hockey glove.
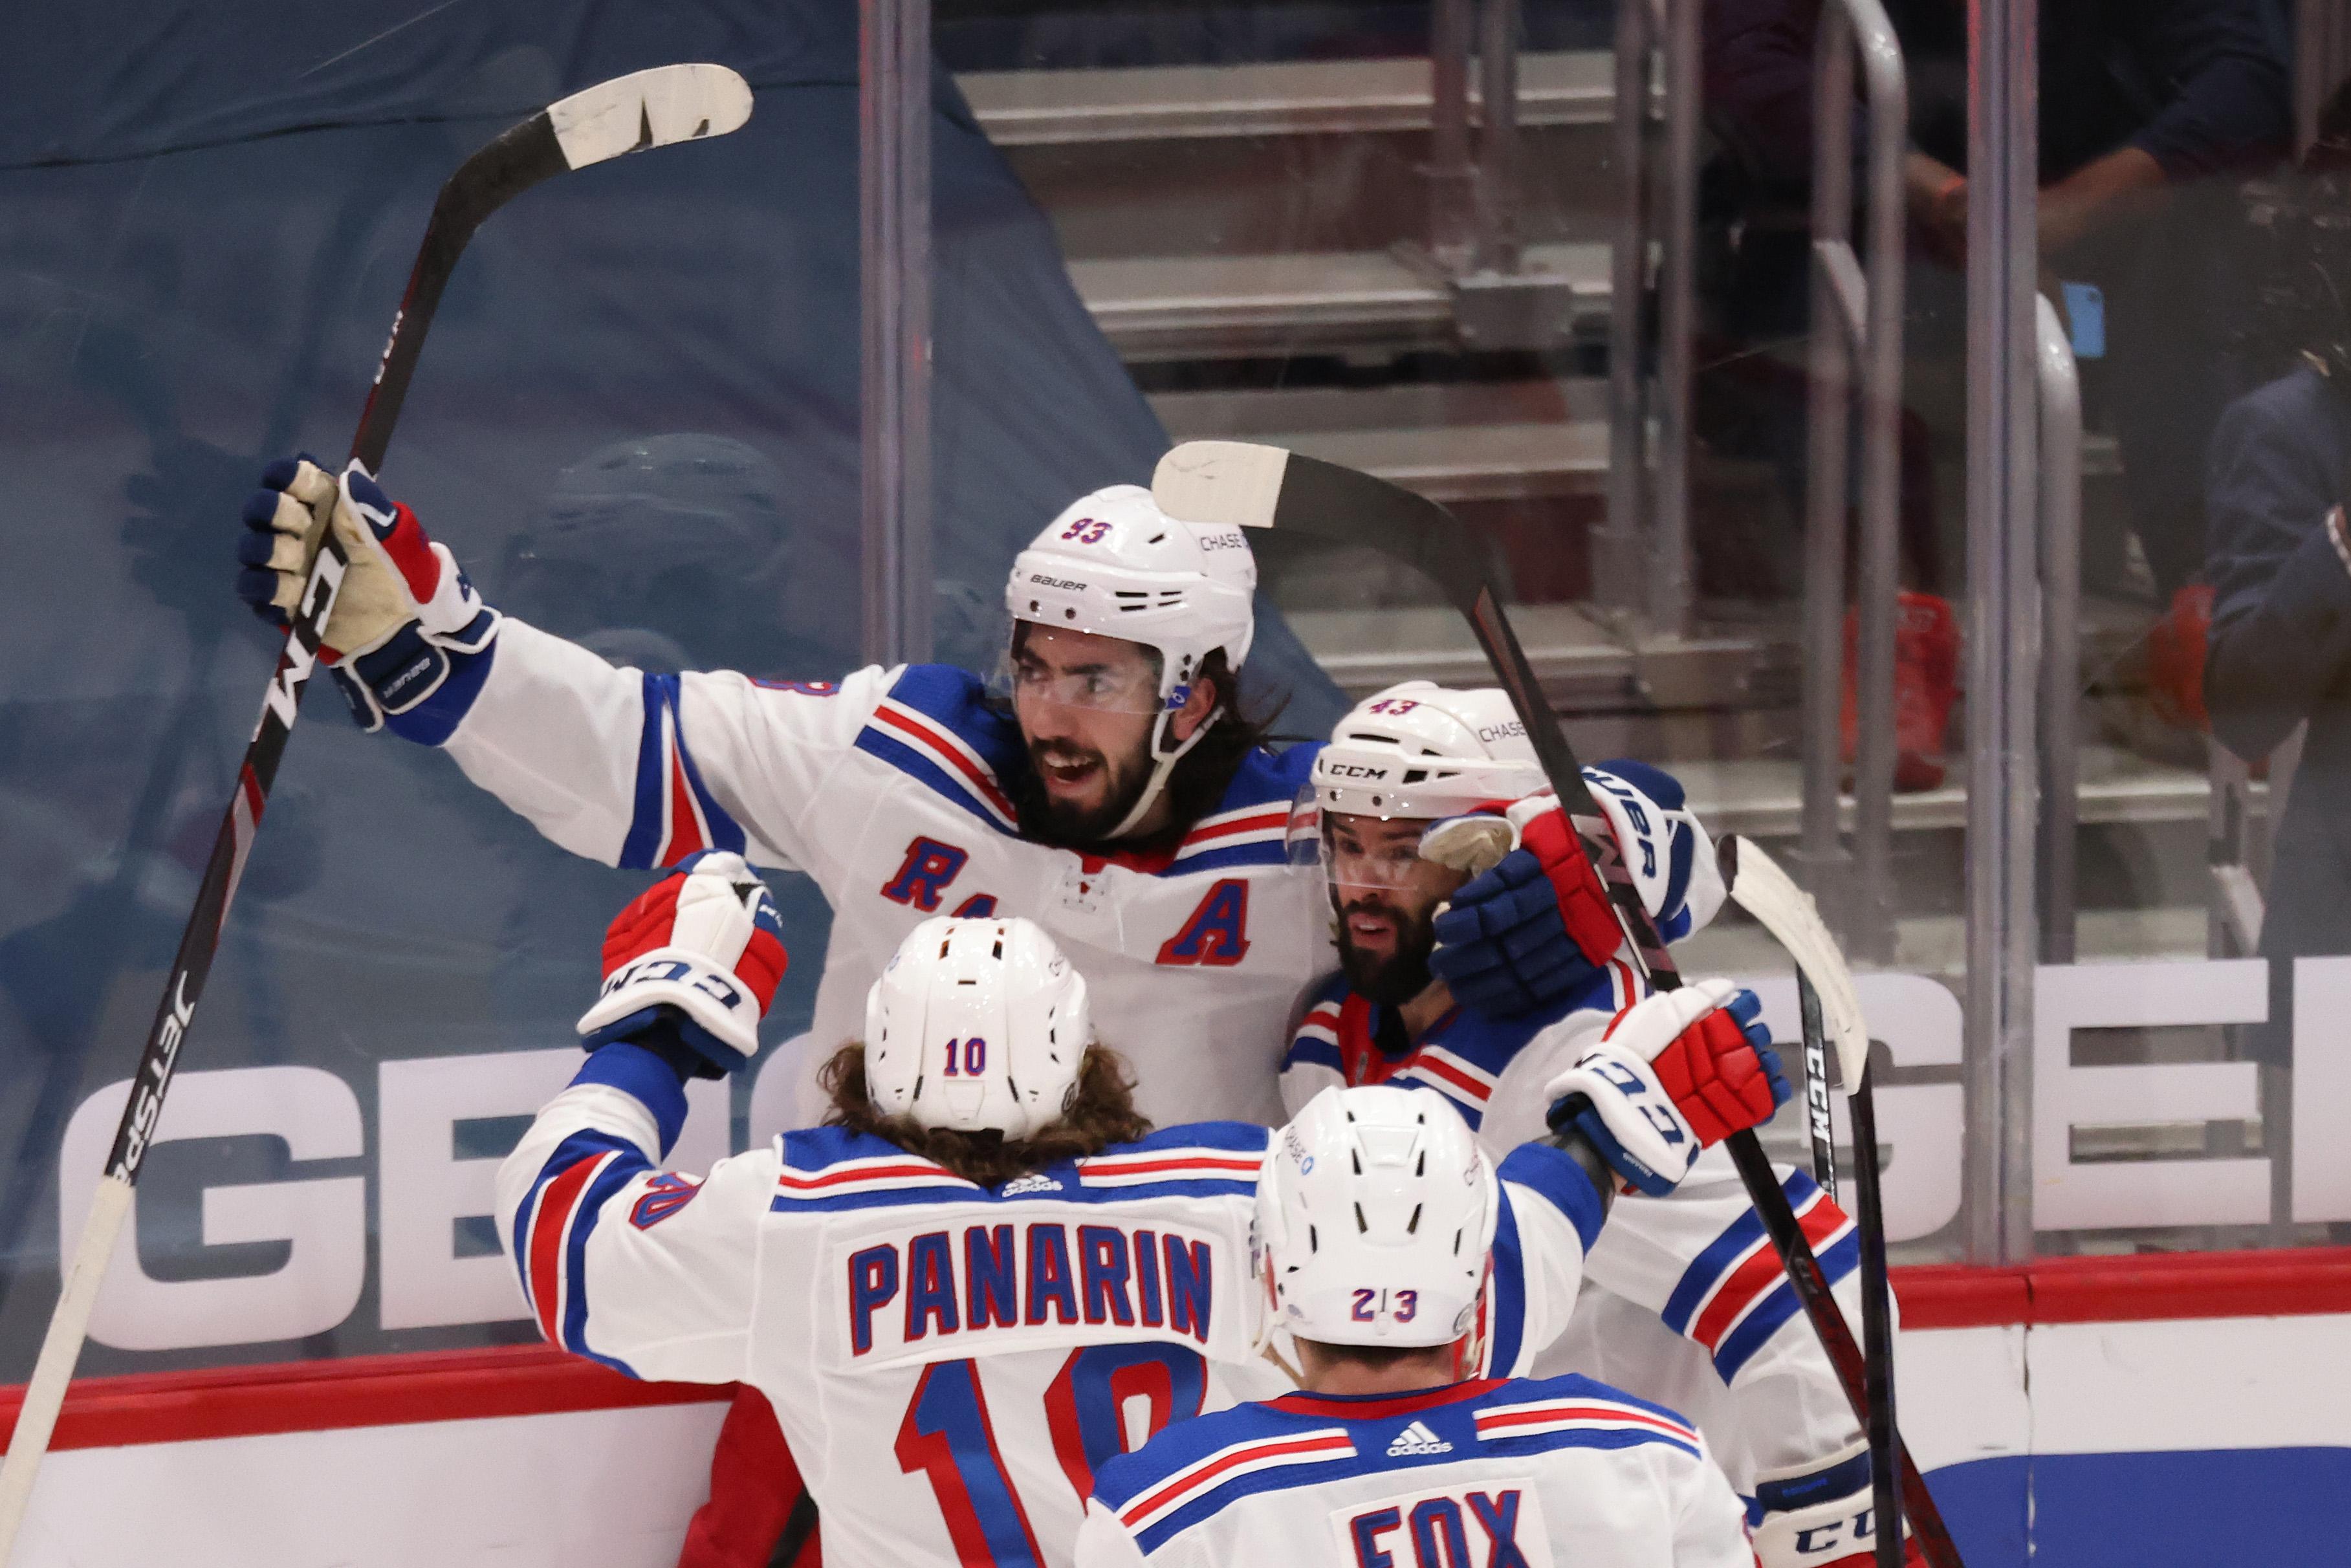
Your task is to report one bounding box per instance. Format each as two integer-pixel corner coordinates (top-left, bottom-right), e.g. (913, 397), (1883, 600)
(1753, 1439), (1923, 1568)
(1542, 979), (1789, 1196)
(236, 455), (499, 733)
(1427, 763), (1723, 1019)
(578, 850), (789, 1080)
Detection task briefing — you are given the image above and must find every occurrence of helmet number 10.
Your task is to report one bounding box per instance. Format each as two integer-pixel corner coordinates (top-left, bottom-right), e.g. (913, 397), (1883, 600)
(1352, 1288), (1419, 1323)
(941, 1037), (988, 1077)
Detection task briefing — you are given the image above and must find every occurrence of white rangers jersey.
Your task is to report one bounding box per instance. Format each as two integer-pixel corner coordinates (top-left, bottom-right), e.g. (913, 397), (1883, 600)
(1279, 964), (1870, 1494)
(1073, 1373), (1754, 1568)
(496, 1045), (1612, 1568)
(427, 620), (1328, 1126)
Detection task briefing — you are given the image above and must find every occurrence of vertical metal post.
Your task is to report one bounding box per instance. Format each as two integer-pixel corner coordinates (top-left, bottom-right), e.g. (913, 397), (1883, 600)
(1797, 0), (1905, 955)
(1849, 8), (1907, 961)
(1799, 8), (1858, 906)
(1598, 0), (1655, 613)
(1649, 0), (1700, 637)
(1474, 0), (1524, 272)
(2035, 293), (2081, 964)
(861, 0), (934, 667)
(1963, 0), (2040, 1266)
(1428, 0), (1476, 271)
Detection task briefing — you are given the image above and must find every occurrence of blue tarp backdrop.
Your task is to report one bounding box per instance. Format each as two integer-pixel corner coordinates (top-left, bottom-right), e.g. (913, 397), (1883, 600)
(0, 0), (1344, 1376)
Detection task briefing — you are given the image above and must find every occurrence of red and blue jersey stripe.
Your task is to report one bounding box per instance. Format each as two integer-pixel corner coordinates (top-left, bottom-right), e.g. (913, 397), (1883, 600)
(620, 673), (748, 869)
(1660, 1168), (1859, 1382)
(509, 1127), (655, 1378)
(767, 1123), (1271, 1216)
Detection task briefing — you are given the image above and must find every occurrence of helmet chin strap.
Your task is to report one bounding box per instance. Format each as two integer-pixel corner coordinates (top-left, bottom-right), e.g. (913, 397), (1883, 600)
(1106, 702), (1223, 842)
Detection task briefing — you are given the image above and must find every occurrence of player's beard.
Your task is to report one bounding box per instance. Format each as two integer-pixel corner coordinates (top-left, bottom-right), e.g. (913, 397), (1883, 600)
(1017, 735), (1156, 847)
(1335, 893), (1438, 1006)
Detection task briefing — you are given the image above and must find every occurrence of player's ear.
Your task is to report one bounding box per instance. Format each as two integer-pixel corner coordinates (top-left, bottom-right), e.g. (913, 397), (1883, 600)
(1167, 666), (1219, 744)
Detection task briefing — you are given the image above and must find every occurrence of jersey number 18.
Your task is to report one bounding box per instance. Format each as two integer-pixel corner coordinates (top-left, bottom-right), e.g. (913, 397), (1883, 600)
(895, 1342), (1207, 1565)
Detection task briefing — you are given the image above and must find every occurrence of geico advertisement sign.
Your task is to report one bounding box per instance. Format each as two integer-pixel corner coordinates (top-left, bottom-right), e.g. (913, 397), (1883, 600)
(55, 957), (2351, 1353)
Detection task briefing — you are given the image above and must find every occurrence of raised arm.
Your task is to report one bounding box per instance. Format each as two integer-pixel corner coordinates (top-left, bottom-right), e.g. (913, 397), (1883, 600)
(236, 455), (890, 873)
(496, 852), (793, 1382)
(1481, 979), (1791, 1371)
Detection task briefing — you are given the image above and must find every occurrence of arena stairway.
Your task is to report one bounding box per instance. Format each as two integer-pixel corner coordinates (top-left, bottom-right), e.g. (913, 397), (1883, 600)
(956, 50), (2231, 964)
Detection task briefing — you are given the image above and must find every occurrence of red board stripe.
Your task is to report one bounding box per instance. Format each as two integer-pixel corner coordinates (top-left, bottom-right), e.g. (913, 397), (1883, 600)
(0, 1345), (725, 1453)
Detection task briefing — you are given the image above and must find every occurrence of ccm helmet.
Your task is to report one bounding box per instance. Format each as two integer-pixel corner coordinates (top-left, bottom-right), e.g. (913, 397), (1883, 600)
(863, 916), (1092, 1139)
(1253, 1085), (1499, 1349)
(1310, 681), (1544, 821)
(1007, 485), (1258, 836)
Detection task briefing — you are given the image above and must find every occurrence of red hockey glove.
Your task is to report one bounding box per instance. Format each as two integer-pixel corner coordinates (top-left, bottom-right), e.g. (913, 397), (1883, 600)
(1544, 981), (1791, 1195)
(1425, 793), (1625, 1017)
(578, 850), (787, 1078)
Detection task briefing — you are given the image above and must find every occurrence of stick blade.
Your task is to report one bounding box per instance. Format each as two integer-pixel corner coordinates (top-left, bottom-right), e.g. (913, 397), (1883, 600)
(547, 63), (755, 170)
(1153, 441), (1289, 530)
(1723, 836), (1872, 1090)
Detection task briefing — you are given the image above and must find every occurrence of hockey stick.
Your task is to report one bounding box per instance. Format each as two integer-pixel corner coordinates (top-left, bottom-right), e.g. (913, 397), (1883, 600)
(1723, 836), (1859, 1204)
(1799, 979), (1840, 1199)
(1153, 440), (1963, 1568)
(0, 63), (753, 1560)
(1720, 835), (1922, 1568)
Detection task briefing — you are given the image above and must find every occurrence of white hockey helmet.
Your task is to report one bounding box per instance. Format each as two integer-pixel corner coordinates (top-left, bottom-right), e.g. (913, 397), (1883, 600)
(1252, 1085), (1500, 1349)
(1006, 484), (1259, 836)
(1311, 681), (1545, 822)
(862, 916), (1093, 1140)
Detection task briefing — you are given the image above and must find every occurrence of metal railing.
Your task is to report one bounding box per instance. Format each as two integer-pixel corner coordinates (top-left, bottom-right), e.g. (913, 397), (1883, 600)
(1421, 1), (1599, 356)
(1596, 0), (1699, 631)
(861, 0), (934, 666)
(1795, 0), (1907, 960)
(1962, 0), (2040, 1268)
(2035, 293), (2082, 964)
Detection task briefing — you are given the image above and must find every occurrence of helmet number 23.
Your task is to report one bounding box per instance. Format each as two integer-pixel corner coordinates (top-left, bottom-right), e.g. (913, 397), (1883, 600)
(941, 1037), (988, 1077)
(1352, 1288), (1419, 1323)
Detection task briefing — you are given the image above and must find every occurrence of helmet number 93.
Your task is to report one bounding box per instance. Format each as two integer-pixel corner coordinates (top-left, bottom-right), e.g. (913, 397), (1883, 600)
(940, 1036), (988, 1077)
(1059, 517), (1112, 545)
(1352, 1288), (1419, 1323)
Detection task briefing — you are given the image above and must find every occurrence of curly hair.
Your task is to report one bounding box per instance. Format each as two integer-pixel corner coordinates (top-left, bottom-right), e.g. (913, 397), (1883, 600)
(816, 1039), (1154, 1188)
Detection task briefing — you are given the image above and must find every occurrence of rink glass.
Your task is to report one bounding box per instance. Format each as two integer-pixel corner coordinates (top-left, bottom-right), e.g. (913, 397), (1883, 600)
(0, 0), (2321, 1383)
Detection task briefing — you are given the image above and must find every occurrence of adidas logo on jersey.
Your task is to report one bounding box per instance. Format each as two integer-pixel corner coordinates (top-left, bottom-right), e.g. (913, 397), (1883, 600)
(1000, 1172), (1064, 1195)
(1386, 1421), (1453, 1457)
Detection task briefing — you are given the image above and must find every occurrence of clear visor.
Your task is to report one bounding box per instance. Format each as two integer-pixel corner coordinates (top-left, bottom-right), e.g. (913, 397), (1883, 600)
(1000, 645), (1166, 716)
(1294, 785), (1442, 893)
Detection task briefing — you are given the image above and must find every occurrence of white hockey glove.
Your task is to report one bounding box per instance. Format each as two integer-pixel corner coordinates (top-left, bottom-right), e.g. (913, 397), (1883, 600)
(1540, 979), (1790, 1196)
(576, 851), (789, 1080)
(1753, 1439), (1923, 1567)
(236, 455), (499, 730)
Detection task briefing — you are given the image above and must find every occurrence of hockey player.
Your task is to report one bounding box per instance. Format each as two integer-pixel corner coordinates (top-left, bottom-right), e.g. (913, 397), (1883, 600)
(235, 459), (1634, 1563)
(501, 853), (1791, 1568)
(1073, 1080), (1754, 1568)
(1281, 682), (1904, 1568)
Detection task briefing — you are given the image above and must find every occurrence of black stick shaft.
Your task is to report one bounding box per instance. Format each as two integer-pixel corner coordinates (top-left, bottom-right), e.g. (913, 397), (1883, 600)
(1850, 1078), (1905, 1568)
(1800, 970), (1839, 1200)
(104, 532), (349, 1179)
(99, 107), (573, 1186)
